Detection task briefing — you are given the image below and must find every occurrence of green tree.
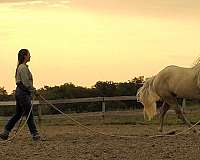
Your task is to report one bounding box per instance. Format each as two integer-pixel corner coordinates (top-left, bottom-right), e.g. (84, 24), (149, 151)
(0, 87), (9, 100)
(94, 81), (117, 96)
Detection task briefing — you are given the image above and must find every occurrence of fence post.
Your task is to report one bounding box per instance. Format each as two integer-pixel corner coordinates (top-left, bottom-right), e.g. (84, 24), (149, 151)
(38, 101), (42, 127)
(102, 98), (106, 119)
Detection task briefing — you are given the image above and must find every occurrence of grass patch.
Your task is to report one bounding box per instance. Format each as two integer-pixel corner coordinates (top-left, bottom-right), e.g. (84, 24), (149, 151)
(1, 110), (200, 127)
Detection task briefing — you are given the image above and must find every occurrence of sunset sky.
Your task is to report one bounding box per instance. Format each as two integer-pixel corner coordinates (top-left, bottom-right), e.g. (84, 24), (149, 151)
(1, 0), (200, 93)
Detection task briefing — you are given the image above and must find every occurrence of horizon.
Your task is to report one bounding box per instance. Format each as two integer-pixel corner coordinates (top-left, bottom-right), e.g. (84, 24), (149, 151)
(0, 76), (143, 95)
(1, 0), (200, 93)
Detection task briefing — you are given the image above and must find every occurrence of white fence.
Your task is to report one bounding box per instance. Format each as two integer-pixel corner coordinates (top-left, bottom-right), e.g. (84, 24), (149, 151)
(0, 96), (137, 122)
(0, 96), (187, 123)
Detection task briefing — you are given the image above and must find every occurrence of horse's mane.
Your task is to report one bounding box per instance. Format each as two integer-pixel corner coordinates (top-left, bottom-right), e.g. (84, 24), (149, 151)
(192, 56), (200, 67)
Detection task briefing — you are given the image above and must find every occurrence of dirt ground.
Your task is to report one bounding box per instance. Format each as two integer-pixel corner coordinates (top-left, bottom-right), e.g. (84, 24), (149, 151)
(0, 111), (200, 160)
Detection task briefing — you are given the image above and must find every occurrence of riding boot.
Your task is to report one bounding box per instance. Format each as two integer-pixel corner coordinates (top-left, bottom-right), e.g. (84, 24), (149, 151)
(32, 132), (40, 141)
(0, 129), (9, 140)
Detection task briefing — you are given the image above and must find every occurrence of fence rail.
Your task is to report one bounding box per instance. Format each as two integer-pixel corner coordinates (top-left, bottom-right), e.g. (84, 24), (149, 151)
(0, 96), (138, 122)
(0, 96), (187, 124)
(0, 96), (137, 106)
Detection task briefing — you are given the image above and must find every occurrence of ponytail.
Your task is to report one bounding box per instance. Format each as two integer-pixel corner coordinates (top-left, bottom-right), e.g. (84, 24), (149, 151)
(15, 49), (29, 78)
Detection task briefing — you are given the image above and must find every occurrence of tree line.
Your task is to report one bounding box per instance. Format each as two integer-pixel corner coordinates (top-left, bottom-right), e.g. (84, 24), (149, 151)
(0, 76), (144, 100)
(0, 76), (144, 115)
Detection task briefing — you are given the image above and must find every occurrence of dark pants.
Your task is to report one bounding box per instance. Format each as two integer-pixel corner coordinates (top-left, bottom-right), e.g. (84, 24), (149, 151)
(5, 87), (38, 135)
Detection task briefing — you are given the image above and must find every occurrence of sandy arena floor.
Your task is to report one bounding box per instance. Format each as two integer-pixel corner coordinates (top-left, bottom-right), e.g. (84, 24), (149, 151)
(0, 123), (200, 160)
(0, 111), (200, 160)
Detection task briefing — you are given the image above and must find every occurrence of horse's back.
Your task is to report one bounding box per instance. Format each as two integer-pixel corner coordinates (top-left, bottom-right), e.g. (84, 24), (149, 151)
(154, 65), (184, 85)
(153, 65), (197, 98)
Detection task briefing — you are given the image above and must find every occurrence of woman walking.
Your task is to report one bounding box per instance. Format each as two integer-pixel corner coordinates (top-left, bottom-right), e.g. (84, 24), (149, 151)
(0, 49), (40, 141)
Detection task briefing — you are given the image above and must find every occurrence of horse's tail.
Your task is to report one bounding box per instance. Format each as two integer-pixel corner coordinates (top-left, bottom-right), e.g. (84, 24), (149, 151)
(136, 76), (160, 120)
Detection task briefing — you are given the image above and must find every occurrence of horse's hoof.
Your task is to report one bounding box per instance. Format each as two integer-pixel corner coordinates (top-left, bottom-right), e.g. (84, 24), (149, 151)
(165, 130), (176, 135)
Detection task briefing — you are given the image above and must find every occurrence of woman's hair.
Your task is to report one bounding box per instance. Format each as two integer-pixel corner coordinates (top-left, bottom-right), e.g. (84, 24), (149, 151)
(15, 49), (29, 78)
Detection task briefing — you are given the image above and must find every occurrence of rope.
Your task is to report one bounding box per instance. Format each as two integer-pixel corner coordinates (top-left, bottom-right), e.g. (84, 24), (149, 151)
(2, 95), (199, 142)
(39, 95), (137, 139)
(1, 102), (33, 142)
(148, 119), (200, 138)
(39, 95), (200, 139)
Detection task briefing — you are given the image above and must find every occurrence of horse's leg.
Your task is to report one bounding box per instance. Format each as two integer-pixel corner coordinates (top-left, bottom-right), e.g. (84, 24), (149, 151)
(165, 96), (199, 133)
(174, 104), (200, 133)
(174, 107), (191, 126)
(158, 102), (169, 132)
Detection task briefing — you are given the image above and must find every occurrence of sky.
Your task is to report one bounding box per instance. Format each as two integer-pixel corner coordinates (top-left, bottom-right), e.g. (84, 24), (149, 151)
(1, 0), (200, 93)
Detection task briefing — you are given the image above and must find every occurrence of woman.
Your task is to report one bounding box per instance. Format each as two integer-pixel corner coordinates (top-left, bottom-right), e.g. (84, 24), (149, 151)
(0, 49), (40, 141)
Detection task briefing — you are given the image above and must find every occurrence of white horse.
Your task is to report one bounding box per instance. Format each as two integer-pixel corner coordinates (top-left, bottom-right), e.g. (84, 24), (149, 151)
(137, 63), (200, 132)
